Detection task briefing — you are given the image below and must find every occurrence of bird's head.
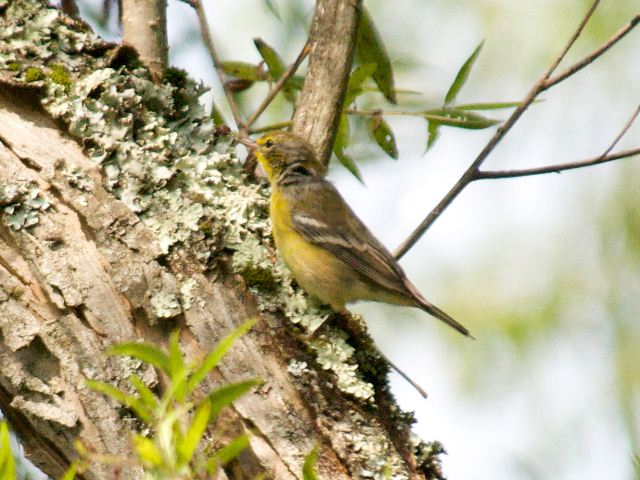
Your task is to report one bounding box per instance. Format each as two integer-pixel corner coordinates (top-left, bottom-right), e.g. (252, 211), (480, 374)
(240, 131), (325, 183)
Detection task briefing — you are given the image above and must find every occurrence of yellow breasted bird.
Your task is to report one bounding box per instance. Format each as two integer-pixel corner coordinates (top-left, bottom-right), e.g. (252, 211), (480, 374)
(240, 131), (471, 337)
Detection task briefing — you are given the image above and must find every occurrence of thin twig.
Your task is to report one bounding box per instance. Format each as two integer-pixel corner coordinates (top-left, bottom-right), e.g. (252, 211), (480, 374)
(248, 120), (294, 135)
(189, 0), (244, 129)
(347, 109), (422, 116)
(545, 14), (640, 89)
(602, 104), (640, 156)
(243, 42), (311, 133)
(477, 104), (640, 179)
(393, 0), (605, 260)
(540, 0), (602, 78)
(477, 148), (640, 179)
(347, 108), (504, 128)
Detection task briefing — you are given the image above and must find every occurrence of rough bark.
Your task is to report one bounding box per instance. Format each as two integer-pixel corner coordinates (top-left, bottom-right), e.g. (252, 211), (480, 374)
(0, 1), (442, 479)
(292, 0), (362, 166)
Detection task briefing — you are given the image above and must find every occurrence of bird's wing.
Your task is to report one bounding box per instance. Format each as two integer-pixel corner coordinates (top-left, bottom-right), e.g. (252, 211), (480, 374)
(290, 180), (472, 338)
(290, 180), (412, 299)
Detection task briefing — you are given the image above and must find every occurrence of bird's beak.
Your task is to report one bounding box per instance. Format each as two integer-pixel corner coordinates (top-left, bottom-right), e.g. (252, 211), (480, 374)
(237, 137), (259, 149)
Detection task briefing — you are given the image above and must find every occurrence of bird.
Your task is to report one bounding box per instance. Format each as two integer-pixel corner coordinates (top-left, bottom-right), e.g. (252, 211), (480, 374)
(239, 131), (471, 338)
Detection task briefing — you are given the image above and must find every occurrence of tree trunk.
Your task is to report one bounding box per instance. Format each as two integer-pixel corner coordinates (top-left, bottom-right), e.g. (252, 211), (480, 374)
(0, 1), (442, 479)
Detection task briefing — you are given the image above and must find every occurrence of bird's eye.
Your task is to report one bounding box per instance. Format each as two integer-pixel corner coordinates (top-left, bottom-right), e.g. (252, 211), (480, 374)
(290, 165), (311, 176)
(265, 139), (274, 148)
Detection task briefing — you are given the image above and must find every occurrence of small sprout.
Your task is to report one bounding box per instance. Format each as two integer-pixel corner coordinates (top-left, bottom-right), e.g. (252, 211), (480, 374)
(86, 321), (257, 477)
(302, 447), (319, 480)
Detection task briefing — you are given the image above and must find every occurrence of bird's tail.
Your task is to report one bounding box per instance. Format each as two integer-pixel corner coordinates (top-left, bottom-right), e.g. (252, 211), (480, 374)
(395, 276), (473, 337)
(417, 296), (473, 338)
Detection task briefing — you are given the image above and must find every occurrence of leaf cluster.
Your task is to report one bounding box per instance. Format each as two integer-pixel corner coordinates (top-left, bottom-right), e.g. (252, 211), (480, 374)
(66, 319), (259, 479)
(337, 39), (521, 181)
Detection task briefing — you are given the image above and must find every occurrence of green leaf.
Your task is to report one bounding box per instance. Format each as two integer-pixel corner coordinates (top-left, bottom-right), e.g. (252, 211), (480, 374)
(0, 422), (15, 480)
(86, 380), (152, 424)
(367, 115), (398, 159)
(360, 86), (422, 96)
(288, 75), (305, 91)
(167, 330), (188, 402)
(334, 111), (350, 154)
(456, 100), (523, 110)
(444, 40), (484, 106)
(177, 400), (212, 464)
(108, 342), (170, 374)
(344, 62), (377, 107)
(128, 375), (158, 411)
(426, 120), (440, 151)
(253, 38), (299, 103)
(264, 0), (281, 20)
(254, 38), (285, 80)
(219, 61), (265, 82)
(424, 109), (500, 130)
(60, 463), (78, 480)
(336, 151), (363, 183)
(211, 101), (225, 125)
(208, 379), (262, 419)
(186, 318), (256, 395)
(168, 330), (185, 378)
(206, 433), (251, 473)
(357, 7), (396, 103)
(333, 114), (363, 182)
(349, 63), (377, 90)
(302, 447), (319, 480)
(155, 408), (181, 461)
(133, 435), (163, 467)
(158, 367), (189, 410)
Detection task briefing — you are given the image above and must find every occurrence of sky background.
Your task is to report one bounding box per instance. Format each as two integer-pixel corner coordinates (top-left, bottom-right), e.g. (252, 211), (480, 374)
(19, 0), (640, 478)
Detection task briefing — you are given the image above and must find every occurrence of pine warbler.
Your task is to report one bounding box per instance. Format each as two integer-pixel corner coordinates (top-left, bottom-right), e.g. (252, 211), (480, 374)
(240, 131), (471, 337)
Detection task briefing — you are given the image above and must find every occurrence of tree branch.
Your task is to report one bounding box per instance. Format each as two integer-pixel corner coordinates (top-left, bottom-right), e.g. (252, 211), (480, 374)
(243, 41), (311, 133)
(121, 0), (167, 79)
(476, 148), (640, 179)
(189, 0), (244, 129)
(1, 3), (442, 477)
(393, 0), (638, 260)
(477, 104), (640, 179)
(544, 13), (640, 89)
(292, 0), (363, 166)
